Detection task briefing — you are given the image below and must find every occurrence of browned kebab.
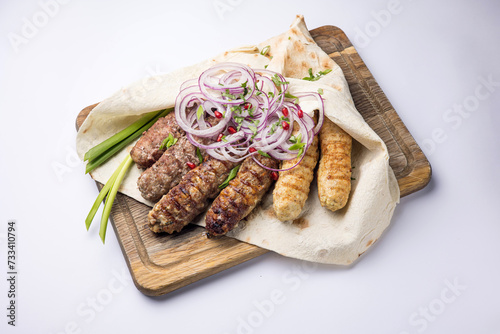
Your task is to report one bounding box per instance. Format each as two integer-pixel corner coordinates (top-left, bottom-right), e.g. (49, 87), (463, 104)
(137, 117), (220, 202)
(130, 112), (185, 169)
(148, 156), (239, 233)
(137, 136), (201, 202)
(205, 154), (278, 236)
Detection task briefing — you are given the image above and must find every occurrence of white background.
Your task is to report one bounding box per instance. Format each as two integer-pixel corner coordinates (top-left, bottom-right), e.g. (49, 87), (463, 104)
(1, 0), (499, 333)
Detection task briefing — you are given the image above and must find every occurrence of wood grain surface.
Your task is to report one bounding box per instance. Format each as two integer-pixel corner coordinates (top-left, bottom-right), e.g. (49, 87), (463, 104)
(76, 26), (431, 296)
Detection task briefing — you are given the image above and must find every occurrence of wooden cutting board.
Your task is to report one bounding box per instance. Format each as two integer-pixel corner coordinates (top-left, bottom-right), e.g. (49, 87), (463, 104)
(76, 25), (431, 296)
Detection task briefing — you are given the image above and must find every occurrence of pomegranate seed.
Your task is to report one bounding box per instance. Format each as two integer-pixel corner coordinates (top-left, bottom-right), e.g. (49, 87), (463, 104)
(187, 162), (196, 169)
(214, 111), (223, 119)
(228, 126), (237, 134)
(244, 103), (252, 110)
(282, 121), (289, 130)
(217, 133), (223, 142)
(298, 109), (304, 118)
(271, 171), (279, 181)
(249, 147), (257, 153)
(282, 107), (289, 117)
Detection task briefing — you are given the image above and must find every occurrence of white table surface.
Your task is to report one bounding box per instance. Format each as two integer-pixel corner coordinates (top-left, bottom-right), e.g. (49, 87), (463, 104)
(1, 0), (499, 333)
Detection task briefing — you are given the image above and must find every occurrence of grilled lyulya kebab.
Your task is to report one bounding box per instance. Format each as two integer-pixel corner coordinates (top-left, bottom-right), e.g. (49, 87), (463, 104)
(273, 117), (319, 221)
(148, 156), (238, 233)
(130, 112), (184, 169)
(317, 118), (352, 212)
(205, 154), (278, 236)
(137, 137), (200, 202)
(137, 117), (219, 202)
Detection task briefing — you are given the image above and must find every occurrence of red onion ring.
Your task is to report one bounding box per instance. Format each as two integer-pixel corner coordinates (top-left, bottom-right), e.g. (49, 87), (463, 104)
(174, 63), (324, 171)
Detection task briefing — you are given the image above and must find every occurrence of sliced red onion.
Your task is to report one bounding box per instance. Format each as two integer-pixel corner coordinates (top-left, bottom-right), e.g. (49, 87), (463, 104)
(174, 63), (324, 171)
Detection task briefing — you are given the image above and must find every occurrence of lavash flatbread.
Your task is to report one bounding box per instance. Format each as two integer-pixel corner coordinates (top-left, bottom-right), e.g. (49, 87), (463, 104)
(76, 15), (400, 265)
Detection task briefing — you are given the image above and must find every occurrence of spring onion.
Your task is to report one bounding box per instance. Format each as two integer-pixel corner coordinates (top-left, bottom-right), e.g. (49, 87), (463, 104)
(98, 154), (133, 243)
(84, 108), (173, 243)
(84, 156), (128, 230)
(84, 108), (172, 173)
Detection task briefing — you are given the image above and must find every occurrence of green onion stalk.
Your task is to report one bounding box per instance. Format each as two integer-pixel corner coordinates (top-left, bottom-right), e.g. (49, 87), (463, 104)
(99, 154), (133, 243)
(83, 108), (172, 243)
(84, 108), (172, 174)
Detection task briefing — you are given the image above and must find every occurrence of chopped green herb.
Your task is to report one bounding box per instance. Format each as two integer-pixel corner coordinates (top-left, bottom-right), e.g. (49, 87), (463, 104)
(297, 146), (304, 157)
(222, 89), (236, 100)
(264, 65), (268, 69)
(271, 74), (289, 88)
(284, 92), (300, 104)
(289, 133), (302, 144)
(260, 45), (270, 56)
(288, 36), (291, 40)
(302, 68), (332, 81)
(234, 116), (245, 131)
(159, 133), (178, 150)
(248, 125), (258, 137)
(221, 135), (228, 142)
(307, 68), (313, 79)
(269, 122), (278, 135)
(240, 81), (249, 98)
(231, 105), (242, 114)
(234, 116), (245, 123)
(318, 88), (324, 95)
(196, 147), (203, 164)
(258, 150), (271, 158)
(219, 165), (241, 189)
(288, 133), (305, 157)
(196, 105), (204, 119)
(268, 91), (275, 98)
(289, 143), (305, 151)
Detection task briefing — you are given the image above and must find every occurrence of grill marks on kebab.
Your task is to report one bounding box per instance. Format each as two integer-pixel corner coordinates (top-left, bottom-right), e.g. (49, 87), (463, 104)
(206, 154), (278, 236)
(137, 117), (219, 202)
(273, 118), (319, 221)
(317, 118), (352, 212)
(148, 157), (238, 233)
